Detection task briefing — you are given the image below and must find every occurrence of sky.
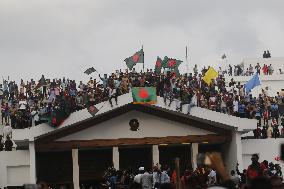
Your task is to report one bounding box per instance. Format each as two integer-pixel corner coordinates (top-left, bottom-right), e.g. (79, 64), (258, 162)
(0, 0), (284, 83)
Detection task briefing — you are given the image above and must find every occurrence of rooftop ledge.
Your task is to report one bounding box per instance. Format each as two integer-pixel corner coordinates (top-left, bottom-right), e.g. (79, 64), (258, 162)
(12, 93), (257, 142)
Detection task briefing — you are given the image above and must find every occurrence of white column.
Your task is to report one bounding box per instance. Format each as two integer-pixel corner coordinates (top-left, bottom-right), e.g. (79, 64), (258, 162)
(223, 131), (243, 172)
(113, 147), (119, 170)
(152, 145), (159, 166)
(191, 143), (198, 170)
(29, 141), (37, 184)
(72, 149), (80, 189)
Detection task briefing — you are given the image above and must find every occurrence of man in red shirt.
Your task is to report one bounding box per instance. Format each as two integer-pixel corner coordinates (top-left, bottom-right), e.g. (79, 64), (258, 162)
(247, 154), (266, 185)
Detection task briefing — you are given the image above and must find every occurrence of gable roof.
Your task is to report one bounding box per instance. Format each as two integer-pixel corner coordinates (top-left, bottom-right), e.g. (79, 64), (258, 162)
(35, 102), (234, 143)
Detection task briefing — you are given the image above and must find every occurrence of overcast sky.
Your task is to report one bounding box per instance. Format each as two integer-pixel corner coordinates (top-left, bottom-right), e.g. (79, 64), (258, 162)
(0, 0), (284, 82)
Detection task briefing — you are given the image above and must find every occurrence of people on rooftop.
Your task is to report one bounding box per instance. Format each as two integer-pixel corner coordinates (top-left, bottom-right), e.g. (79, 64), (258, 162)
(0, 63), (283, 132)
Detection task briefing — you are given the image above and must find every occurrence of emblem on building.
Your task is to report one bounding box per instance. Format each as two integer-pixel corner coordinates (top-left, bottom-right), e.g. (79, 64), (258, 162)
(129, 119), (139, 131)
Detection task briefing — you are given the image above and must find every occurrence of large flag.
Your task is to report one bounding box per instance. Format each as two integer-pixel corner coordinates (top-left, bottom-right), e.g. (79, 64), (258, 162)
(155, 56), (163, 74)
(203, 67), (218, 85)
(162, 56), (182, 69)
(132, 87), (157, 104)
(84, 67), (97, 75)
(245, 73), (261, 93)
(124, 48), (144, 70)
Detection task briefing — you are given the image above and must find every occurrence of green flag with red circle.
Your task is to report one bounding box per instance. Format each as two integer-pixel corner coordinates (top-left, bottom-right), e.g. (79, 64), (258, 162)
(124, 48), (144, 70)
(162, 56), (182, 69)
(155, 56), (163, 74)
(132, 87), (157, 104)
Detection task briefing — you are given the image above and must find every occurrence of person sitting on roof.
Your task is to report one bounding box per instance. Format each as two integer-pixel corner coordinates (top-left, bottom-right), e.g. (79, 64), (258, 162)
(4, 135), (13, 151)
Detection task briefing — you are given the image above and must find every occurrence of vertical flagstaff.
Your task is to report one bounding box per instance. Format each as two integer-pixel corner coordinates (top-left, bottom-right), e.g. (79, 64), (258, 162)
(186, 46), (189, 74)
(142, 45), (144, 73)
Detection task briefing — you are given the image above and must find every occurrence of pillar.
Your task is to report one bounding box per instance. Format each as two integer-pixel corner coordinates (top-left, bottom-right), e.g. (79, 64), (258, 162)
(113, 147), (119, 170)
(152, 145), (159, 166)
(29, 142), (37, 184)
(72, 149), (80, 189)
(223, 131), (243, 172)
(191, 143), (198, 170)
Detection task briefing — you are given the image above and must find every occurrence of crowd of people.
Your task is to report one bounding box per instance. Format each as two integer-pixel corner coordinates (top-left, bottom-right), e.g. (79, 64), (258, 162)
(0, 64), (283, 133)
(221, 62), (283, 77)
(100, 153), (283, 189)
(252, 116), (284, 139)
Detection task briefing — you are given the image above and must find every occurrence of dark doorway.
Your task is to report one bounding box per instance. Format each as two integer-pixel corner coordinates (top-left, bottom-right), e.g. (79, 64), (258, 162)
(36, 151), (73, 188)
(79, 148), (113, 182)
(159, 145), (191, 173)
(119, 146), (152, 172)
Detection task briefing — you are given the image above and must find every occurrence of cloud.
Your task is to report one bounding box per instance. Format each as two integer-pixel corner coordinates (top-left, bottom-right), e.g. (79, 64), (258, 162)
(0, 0), (283, 82)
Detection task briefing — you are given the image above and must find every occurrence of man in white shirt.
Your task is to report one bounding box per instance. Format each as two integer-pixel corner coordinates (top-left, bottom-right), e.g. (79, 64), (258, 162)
(30, 108), (40, 126)
(230, 170), (240, 187)
(18, 100), (27, 110)
(207, 169), (217, 186)
(153, 168), (170, 189)
(187, 92), (197, 115)
(108, 85), (118, 107)
(3, 123), (12, 139)
(267, 125), (273, 138)
(141, 168), (153, 189)
(134, 167), (145, 184)
(233, 99), (239, 115)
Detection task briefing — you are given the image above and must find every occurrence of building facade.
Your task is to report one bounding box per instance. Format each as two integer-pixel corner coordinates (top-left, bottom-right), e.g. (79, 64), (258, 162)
(0, 94), (256, 188)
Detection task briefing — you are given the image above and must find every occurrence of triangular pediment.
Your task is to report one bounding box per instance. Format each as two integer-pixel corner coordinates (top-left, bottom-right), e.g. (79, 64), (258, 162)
(56, 110), (215, 141)
(36, 103), (231, 143)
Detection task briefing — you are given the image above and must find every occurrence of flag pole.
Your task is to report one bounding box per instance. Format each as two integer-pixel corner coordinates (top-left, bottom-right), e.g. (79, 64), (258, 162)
(186, 46), (189, 74)
(142, 45), (144, 73)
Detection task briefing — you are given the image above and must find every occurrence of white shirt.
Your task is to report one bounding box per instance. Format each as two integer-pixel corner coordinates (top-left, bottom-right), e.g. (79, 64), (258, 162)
(109, 88), (116, 97)
(191, 94), (197, 105)
(19, 100), (27, 110)
(3, 125), (12, 138)
(267, 126), (273, 138)
(208, 170), (217, 186)
(134, 173), (143, 183)
(79, 84), (84, 92)
(31, 110), (39, 122)
(233, 100), (238, 112)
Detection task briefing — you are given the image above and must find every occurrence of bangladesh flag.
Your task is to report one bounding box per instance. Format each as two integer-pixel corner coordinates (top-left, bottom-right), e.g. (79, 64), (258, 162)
(132, 87), (157, 104)
(46, 100), (72, 128)
(155, 56), (163, 74)
(162, 56), (182, 69)
(124, 48), (144, 70)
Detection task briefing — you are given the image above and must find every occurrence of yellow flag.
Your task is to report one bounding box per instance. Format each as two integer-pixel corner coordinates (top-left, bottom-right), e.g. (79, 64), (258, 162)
(203, 67), (218, 85)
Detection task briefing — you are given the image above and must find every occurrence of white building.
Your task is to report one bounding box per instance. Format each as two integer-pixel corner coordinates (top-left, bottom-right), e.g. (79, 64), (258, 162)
(224, 57), (284, 97)
(0, 93), (257, 188)
(1, 57), (284, 188)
